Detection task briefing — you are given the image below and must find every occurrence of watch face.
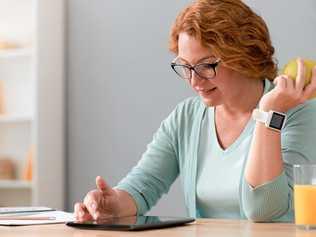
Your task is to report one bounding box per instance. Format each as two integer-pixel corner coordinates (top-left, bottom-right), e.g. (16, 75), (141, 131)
(269, 112), (286, 130)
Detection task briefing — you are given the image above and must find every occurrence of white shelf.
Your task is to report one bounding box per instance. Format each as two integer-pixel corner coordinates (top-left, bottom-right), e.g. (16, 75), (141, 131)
(0, 180), (32, 189)
(0, 48), (32, 59)
(0, 0), (64, 209)
(0, 115), (33, 123)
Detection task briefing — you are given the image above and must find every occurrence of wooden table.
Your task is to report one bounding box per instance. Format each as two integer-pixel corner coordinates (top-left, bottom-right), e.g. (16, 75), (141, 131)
(0, 219), (315, 237)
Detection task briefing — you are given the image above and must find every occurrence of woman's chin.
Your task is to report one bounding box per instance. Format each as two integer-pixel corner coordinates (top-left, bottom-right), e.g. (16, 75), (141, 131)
(201, 97), (220, 107)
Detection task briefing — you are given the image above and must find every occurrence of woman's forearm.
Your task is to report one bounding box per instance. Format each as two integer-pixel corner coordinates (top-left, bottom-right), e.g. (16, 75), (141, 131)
(244, 122), (284, 188)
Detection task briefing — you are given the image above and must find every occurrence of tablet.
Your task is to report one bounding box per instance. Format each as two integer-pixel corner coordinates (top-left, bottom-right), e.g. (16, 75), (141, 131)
(66, 215), (195, 231)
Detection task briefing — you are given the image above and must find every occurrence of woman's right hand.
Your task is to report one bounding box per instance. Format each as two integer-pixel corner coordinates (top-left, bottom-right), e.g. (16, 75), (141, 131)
(74, 176), (121, 222)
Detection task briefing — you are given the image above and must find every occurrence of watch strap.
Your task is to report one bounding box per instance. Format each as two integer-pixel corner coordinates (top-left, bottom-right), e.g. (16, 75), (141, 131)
(252, 108), (269, 124)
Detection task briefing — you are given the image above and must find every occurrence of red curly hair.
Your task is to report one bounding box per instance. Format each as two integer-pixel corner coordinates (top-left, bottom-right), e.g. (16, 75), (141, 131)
(169, 0), (277, 80)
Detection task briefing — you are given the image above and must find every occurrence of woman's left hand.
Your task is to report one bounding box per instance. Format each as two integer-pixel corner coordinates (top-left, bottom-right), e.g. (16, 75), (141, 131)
(259, 58), (316, 112)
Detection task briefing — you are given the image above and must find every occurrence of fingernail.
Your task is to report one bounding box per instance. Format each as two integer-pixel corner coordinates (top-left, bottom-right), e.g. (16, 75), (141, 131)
(79, 211), (84, 217)
(91, 202), (96, 210)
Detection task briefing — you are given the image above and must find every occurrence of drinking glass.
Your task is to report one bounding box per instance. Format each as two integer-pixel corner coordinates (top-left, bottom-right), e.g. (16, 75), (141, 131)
(294, 164), (316, 229)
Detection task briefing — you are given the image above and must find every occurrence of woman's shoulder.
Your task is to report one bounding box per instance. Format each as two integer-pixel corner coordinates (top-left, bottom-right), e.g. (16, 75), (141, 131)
(163, 96), (206, 128)
(286, 99), (316, 125)
(173, 96), (206, 116)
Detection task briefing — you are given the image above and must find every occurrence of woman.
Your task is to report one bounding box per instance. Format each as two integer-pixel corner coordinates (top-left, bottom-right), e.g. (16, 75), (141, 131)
(74, 0), (316, 222)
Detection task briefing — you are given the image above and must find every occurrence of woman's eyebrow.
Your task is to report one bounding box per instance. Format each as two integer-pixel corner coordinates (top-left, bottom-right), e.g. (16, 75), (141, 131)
(176, 57), (190, 64)
(178, 55), (216, 65)
(196, 56), (216, 63)
(177, 56), (215, 65)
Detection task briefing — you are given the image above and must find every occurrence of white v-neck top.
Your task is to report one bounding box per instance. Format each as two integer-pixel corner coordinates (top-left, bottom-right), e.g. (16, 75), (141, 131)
(196, 107), (255, 218)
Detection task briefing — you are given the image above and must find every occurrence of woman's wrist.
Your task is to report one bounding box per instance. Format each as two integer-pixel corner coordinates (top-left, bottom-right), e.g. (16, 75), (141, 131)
(258, 100), (287, 113)
(114, 189), (137, 217)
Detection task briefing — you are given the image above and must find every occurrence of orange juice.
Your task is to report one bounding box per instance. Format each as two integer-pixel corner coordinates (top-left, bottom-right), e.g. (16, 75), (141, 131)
(294, 185), (316, 225)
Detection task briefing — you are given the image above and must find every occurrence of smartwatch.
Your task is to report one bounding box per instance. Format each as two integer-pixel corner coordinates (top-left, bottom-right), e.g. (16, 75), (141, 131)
(252, 108), (287, 132)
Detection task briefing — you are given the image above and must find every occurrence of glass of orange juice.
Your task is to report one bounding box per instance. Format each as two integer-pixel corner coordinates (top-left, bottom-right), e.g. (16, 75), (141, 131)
(294, 164), (316, 229)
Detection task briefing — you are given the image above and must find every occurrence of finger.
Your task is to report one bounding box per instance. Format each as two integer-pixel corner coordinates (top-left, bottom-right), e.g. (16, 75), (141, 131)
(274, 75), (287, 89)
(74, 202), (93, 221)
(96, 176), (115, 195)
(83, 191), (101, 219)
(94, 211), (114, 220)
(74, 202), (81, 217)
(284, 75), (295, 92)
(74, 202), (85, 219)
(302, 66), (316, 100)
(295, 58), (306, 91)
(78, 203), (93, 221)
(312, 65), (316, 81)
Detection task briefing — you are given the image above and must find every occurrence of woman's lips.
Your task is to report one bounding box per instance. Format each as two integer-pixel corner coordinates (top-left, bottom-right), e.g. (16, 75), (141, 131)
(197, 87), (216, 96)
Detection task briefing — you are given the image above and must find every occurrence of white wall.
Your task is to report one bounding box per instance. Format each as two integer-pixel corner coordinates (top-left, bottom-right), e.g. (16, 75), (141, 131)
(245, 0), (316, 66)
(66, 0), (192, 215)
(66, 0), (316, 214)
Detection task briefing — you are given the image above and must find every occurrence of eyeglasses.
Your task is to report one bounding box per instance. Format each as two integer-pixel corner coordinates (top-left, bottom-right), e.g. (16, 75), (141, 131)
(171, 58), (221, 80)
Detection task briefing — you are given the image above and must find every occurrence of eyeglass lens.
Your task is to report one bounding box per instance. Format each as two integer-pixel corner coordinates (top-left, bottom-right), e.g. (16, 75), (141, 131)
(172, 63), (217, 80)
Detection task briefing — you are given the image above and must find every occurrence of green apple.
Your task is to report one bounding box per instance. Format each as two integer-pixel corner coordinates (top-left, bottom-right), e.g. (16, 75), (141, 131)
(282, 58), (316, 85)
(282, 58), (316, 98)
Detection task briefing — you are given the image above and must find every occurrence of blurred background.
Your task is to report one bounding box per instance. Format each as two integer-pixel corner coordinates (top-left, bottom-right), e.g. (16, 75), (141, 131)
(0, 0), (315, 215)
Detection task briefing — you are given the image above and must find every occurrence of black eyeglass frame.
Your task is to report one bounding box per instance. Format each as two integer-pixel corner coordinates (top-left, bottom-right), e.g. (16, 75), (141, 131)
(170, 58), (221, 80)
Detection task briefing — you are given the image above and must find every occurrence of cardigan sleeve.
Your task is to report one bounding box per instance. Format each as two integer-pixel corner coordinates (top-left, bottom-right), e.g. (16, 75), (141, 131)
(115, 105), (181, 215)
(241, 100), (316, 222)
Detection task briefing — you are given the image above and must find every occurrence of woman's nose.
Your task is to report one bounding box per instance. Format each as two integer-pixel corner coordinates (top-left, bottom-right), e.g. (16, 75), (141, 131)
(190, 71), (205, 87)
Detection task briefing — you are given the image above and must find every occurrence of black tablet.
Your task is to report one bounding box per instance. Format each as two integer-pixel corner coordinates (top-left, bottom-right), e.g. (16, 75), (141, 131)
(66, 215), (195, 231)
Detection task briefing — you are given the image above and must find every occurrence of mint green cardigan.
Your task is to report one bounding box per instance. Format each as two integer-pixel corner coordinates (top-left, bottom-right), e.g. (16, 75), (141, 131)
(116, 79), (316, 222)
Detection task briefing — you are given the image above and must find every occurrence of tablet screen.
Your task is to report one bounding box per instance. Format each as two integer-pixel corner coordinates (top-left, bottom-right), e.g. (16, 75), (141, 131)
(66, 215), (195, 231)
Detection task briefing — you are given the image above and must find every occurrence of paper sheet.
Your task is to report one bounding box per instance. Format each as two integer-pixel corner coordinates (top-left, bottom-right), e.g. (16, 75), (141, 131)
(0, 211), (74, 226)
(0, 206), (54, 215)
